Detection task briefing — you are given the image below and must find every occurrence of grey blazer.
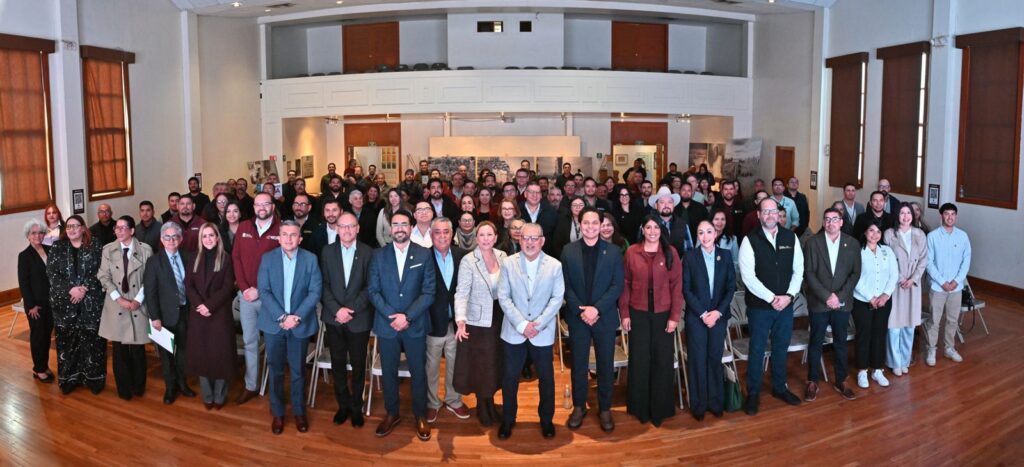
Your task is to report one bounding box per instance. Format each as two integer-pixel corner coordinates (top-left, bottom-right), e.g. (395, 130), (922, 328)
(454, 248), (508, 328)
(802, 231), (861, 312)
(497, 252), (565, 347)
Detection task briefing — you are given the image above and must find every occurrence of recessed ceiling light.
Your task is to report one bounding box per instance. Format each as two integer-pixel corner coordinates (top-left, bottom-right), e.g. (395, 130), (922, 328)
(336, 0), (344, 4)
(232, 1), (241, 7)
(265, 8), (271, 11)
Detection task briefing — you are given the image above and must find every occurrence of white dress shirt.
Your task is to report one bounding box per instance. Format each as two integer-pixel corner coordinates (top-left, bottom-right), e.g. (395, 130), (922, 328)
(394, 242), (409, 282)
(411, 225), (433, 248)
(738, 227), (805, 304)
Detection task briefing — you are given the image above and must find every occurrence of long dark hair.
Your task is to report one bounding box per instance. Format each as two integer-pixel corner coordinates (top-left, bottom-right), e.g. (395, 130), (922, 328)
(639, 214), (673, 271)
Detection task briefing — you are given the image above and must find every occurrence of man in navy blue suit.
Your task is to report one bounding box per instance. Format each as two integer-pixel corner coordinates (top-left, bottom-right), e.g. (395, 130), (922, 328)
(256, 220), (322, 435)
(368, 209), (436, 441)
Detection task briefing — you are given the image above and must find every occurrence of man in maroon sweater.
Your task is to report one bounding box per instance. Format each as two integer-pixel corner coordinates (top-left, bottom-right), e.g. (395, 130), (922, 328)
(232, 192), (282, 404)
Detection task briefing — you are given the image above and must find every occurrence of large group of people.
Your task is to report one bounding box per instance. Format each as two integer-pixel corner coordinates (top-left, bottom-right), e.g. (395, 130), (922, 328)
(16, 161), (973, 441)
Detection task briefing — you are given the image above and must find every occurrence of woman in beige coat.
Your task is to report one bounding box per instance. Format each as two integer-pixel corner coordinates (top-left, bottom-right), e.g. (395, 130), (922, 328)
(97, 216), (154, 400)
(883, 203), (928, 377)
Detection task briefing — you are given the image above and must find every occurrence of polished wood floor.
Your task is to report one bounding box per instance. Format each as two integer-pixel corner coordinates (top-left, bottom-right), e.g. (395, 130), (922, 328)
(0, 293), (1021, 465)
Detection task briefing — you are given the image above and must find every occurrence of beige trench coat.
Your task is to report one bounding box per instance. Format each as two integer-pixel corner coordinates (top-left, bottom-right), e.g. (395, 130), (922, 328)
(97, 239), (153, 344)
(883, 227), (928, 328)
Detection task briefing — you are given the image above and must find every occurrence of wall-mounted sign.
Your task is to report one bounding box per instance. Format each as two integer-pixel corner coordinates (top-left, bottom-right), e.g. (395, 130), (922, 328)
(809, 170), (818, 190)
(927, 184), (940, 209)
(72, 189), (85, 214)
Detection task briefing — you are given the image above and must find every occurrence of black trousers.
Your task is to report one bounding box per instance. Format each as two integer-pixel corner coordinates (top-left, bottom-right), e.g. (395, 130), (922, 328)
(567, 316), (616, 411)
(158, 314), (188, 391)
(325, 324), (370, 411)
(27, 304), (54, 373)
(627, 309), (676, 423)
(853, 300), (892, 370)
(502, 340), (555, 424)
(808, 310), (851, 383)
(112, 342), (147, 397)
(684, 312), (727, 416)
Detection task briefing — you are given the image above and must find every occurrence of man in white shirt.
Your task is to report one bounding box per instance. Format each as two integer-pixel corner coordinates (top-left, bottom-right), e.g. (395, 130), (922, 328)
(411, 200), (435, 248)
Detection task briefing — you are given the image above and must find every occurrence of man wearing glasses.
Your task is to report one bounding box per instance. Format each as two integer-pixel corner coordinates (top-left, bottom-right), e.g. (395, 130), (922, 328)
(144, 222), (197, 404)
(410, 201), (435, 248)
(518, 181), (558, 255)
(89, 203), (116, 246)
(231, 192), (282, 405)
(737, 197), (804, 415)
(496, 223), (564, 440)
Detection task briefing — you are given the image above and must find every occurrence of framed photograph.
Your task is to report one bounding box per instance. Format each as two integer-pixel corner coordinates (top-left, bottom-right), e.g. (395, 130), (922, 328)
(927, 184), (940, 209)
(809, 170), (818, 190)
(72, 189), (85, 214)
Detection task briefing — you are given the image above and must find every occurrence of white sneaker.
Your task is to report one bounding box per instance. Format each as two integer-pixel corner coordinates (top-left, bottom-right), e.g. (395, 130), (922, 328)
(903, 367), (910, 374)
(925, 348), (937, 366)
(945, 348), (964, 363)
(857, 371), (869, 389)
(892, 367), (903, 376)
(872, 370), (890, 387)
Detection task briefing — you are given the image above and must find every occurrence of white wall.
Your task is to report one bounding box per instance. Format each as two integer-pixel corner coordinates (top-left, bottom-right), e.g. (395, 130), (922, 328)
(282, 117), (327, 185)
(269, 24), (309, 78)
(197, 15), (262, 185)
(705, 22), (746, 76)
(564, 18), (610, 69)
(447, 13), (564, 69)
(401, 118), (445, 161)
(669, 24), (707, 72)
(306, 25), (341, 75)
(400, 18), (447, 65)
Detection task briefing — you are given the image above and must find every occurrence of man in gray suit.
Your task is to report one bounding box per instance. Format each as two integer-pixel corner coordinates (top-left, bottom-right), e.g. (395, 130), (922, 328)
(496, 223), (565, 441)
(836, 182), (865, 236)
(802, 208), (861, 402)
(320, 212), (374, 428)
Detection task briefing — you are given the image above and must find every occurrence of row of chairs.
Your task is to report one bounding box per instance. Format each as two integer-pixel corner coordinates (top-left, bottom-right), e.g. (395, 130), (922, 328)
(285, 67), (718, 78)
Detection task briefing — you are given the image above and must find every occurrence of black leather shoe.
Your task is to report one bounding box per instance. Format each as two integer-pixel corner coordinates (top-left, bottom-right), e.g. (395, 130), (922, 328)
(541, 421), (556, 439)
(710, 410), (724, 418)
(179, 385), (197, 398)
(272, 416), (284, 435)
(163, 388), (177, 405)
(771, 390), (802, 406)
(521, 366), (534, 380)
(566, 406), (587, 429)
(333, 408), (350, 425)
(692, 411), (705, 422)
(744, 395), (759, 416)
(89, 384), (104, 395)
(350, 410), (365, 428)
(498, 421), (514, 440)
(599, 410), (615, 433)
(296, 415), (309, 433)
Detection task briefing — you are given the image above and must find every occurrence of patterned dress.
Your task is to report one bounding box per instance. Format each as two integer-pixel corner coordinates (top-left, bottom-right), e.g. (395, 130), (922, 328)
(47, 238), (107, 392)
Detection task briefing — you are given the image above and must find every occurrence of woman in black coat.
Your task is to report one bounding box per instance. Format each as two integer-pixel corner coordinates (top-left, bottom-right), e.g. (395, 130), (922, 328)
(18, 219), (54, 383)
(46, 214), (107, 395)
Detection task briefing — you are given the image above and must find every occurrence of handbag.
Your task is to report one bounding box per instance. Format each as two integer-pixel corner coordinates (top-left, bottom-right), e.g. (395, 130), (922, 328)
(723, 365), (743, 412)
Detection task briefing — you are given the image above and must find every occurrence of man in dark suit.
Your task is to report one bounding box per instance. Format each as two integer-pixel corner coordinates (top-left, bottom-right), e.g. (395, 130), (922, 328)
(286, 194), (318, 253)
(425, 218), (470, 423)
(90, 203), (116, 246)
(367, 209), (436, 441)
(561, 208), (624, 433)
(320, 212), (374, 428)
(307, 199), (342, 258)
(785, 177), (811, 237)
(426, 178), (460, 222)
(581, 177), (612, 213)
(878, 178), (901, 214)
(256, 221), (322, 435)
(852, 191), (895, 244)
(518, 181), (558, 254)
(835, 183), (865, 236)
(802, 208), (861, 402)
(143, 222), (197, 405)
(347, 189), (378, 247)
(673, 181), (709, 243)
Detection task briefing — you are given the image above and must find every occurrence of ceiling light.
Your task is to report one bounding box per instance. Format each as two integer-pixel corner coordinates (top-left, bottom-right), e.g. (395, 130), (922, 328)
(336, 0), (344, 3)
(265, 8), (271, 12)
(232, 1), (241, 7)
(768, 0), (775, 3)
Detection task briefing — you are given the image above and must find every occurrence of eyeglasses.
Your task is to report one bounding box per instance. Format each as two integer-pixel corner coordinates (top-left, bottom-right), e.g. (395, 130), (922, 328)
(337, 224), (358, 230)
(760, 209), (779, 215)
(521, 235), (541, 242)
(161, 235), (182, 241)
(824, 217), (842, 224)
(391, 222), (410, 228)
(525, 190), (541, 195)
(254, 202), (273, 208)
(415, 207), (432, 213)
(65, 224), (83, 230)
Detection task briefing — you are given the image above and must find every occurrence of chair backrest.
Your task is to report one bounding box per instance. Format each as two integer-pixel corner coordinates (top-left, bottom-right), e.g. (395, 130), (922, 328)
(792, 293), (809, 318)
(730, 291), (748, 325)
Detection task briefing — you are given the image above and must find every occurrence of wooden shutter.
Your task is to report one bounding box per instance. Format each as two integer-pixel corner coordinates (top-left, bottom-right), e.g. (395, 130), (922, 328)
(826, 52), (869, 188)
(878, 41), (930, 196)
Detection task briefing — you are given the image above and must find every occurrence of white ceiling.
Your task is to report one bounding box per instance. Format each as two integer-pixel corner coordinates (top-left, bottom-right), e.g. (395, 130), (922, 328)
(168, 0), (828, 19)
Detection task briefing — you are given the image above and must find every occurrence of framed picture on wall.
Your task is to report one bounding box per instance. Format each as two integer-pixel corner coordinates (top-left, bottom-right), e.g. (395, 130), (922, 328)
(927, 184), (940, 209)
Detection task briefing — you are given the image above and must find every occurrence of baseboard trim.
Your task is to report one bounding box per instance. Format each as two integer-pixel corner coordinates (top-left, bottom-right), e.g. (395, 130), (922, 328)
(0, 288), (20, 306)
(968, 276), (1024, 303)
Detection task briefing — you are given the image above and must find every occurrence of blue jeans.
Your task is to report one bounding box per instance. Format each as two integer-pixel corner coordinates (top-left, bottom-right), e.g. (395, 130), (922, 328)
(265, 330), (310, 417)
(745, 305), (794, 396)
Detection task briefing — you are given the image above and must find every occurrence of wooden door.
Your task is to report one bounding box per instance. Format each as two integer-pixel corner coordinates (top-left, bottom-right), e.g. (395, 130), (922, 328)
(343, 123), (402, 172)
(775, 146), (795, 180)
(611, 22), (668, 72)
(343, 22), (399, 74)
(611, 121), (668, 181)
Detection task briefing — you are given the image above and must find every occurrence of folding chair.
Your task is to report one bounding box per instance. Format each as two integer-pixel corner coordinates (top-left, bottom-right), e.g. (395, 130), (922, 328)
(672, 330), (686, 409)
(365, 331), (411, 416)
(679, 321), (740, 404)
(556, 318), (570, 373)
(8, 300), (25, 337)
(957, 280), (989, 343)
(589, 328), (629, 384)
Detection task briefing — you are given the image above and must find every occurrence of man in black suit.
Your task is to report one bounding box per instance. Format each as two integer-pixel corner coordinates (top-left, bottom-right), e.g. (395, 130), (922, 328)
(320, 212), (374, 428)
(802, 208), (861, 402)
(673, 181), (708, 243)
(425, 217), (470, 423)
(518, 181), (559, 253)
(347, 189), (378, 247)
(784, 177), (811, 237)
(560, 208), (624, 433)
(90, 203), (116, 246)
(581, 177), (611, 213)
(143, 222), (197, 404)
(426, 178), (460, 222)
(852, 191), (895, 244)
(307, 199), (342, 258)
(161, 192), (180, 223)
(287, 194), (318, 254)
(186, 176), (211, 217)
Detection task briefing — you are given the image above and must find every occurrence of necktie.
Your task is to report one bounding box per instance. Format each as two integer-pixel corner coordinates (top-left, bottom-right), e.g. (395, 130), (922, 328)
(683, 226), (693, 252)
(171, 254), (185, 304)
(121, 248), (130, 293)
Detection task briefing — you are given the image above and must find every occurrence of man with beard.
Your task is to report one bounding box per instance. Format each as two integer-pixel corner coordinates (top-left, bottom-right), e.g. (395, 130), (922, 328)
(320, 174), (350, 215)
(650, 187), (694, 255)
(161, 193), (180, 223)
(852, 191), (896, 245)
(639, 181), (654, 215)
(90, 203), (116, 246)
(418, 160), (432, 186)
(236, 179), (255, 219)
(287, 194), (317, 253)
(232, 192), (282, 405)
(673, 182), (709, 245)
(581, 177), (611, 213)
(320, 162), (338, 195)
(547, 186), (564, 213)
(186, 176), (211, 217)
(427, 178), (460, 221)
(307, 199), (342, 257)
(770, 178), (800, 232)
(878, 178), (901, 214)
(172, 196), (204, 254)
(400, 168), (424, 203)
(784, 177), (810, 237)
(712, 180), (748, 240)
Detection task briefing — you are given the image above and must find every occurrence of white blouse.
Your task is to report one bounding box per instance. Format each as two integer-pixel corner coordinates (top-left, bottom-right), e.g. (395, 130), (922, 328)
(853, 244), (899, 302)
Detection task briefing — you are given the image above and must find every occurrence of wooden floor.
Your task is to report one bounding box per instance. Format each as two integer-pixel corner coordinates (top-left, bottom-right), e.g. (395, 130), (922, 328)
(0, 292), (1021, 466)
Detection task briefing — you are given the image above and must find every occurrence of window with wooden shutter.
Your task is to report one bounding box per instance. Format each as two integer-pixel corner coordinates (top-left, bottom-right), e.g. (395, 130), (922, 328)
(826, 52), (869, 188)
(81, 45), (135, 200)
(878, 41), (930, 196)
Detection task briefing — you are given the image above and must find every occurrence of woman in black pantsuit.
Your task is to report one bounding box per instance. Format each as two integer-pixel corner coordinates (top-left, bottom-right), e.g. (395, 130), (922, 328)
(682, 220), (736, 421)
(18, 219), (54, 383)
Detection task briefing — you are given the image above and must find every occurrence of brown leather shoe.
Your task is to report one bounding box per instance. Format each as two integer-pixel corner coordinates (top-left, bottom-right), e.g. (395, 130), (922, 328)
(235, 389), (258, 405)
(271, 416), (284, 435)
(426, 407), (439, 423)
(416, 417), (431, 441)
(296, 415), (309, 433)
(446, 403), (471, 420)
(833, 383), (857, 401)
(566, 406), (587, 429)
(804, 381), (819, 402)
(375, 414), (401, 437)
(599, 410), (615, 433)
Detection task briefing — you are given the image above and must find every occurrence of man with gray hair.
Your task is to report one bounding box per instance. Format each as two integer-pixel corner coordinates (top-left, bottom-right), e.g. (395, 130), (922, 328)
(425, 217), (470, 423)
(143, 222), (196, 404)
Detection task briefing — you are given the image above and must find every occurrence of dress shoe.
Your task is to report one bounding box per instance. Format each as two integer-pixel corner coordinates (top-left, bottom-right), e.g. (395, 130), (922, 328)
(296, 415), (309, 433)
(833, 383), (857, 401)
(179, 385), (197, 398)
(426, 407), (439, 423)
(566, 406), (587, 429)
(375, 414), (401, 437)
(213, 403), (224, 411)
(33, 371), (55, 384)
(599, 410), (615, 432)
(416, 417), (431, 441)
(163, 388), (178, 405)
(350, 411), (365, 428)
(271, 416), (284, 435)
(333, 408), (350, 425)
(235, 389), (258, 405)
(771, 390), (802, 406)
(477, 402), (493, 427)
(744, 395), (759, 416)
(446, 403), (471, 420)
(541, 421), (556, 439)
(710, 410), (724, 419)
(61, 384), (76, 395)
(204, 402), (214, 410)
(89, 385), (104, 395)
(497, 421), (514, 440)
(804, 381), (819, 402)
(692, 412), (705, 422)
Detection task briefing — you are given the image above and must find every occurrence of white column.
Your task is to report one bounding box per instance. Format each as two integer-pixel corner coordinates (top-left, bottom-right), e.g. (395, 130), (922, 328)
(50, 0), (87, 217)
(180, 11), (203, 185)
(927, 0), (959, 207)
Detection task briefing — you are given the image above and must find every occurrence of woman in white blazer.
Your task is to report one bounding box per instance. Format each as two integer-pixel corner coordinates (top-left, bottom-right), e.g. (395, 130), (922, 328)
(883, 203), (928, 377)
(852, 222), (899, 390)
(453, 221), (508, 427)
